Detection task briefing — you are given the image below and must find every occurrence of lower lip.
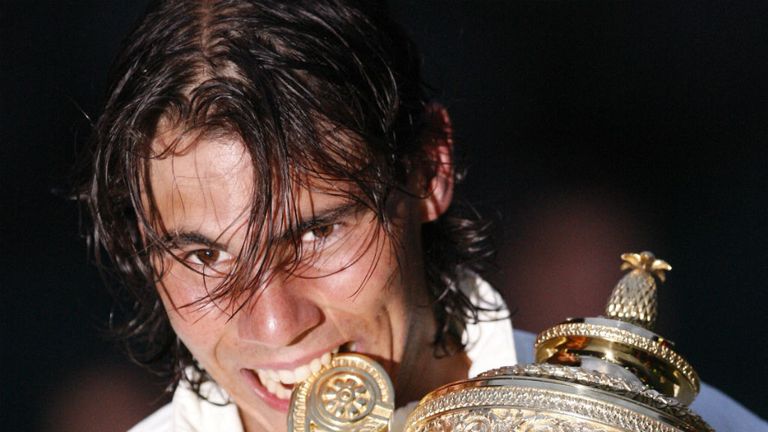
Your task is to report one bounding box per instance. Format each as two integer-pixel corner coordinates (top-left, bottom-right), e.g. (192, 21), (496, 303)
(240, 369), (291, 412)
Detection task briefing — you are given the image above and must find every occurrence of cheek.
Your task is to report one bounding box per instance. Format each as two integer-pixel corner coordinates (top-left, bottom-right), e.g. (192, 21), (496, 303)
(160, 299), (233, 375)
(314, 231), (400, 302)
(312, 234), (410, 326)
(155, 264), (231, 360)
(157, 258), (228, 308)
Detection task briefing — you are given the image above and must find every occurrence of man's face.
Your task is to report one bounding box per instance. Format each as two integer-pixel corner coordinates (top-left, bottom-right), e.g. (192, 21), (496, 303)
(147, 131), (434, 431)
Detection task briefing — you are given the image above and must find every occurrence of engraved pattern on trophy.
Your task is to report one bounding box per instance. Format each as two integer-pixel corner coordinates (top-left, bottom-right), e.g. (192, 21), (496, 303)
(320, 373), (374, 421)
(478, 364), (708, 428)
(414, 409), (620, 432)
(405, 387), (681, 432)
(534, 323), (700, 399)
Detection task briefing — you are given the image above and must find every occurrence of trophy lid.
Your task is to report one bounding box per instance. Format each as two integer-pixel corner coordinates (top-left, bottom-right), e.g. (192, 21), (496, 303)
(535, 252), (701, 405)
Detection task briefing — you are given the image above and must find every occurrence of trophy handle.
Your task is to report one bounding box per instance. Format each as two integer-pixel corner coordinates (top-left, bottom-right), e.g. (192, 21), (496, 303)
(289, 353), (394, 431)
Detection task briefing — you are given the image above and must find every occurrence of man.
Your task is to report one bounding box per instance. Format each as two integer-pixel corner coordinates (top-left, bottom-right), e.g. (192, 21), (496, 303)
(82, 1), (765, 431)
(84, 1), (511, 430)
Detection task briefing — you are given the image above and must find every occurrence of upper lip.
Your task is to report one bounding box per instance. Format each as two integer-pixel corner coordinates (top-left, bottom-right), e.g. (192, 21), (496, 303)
(243, 341), (349, 371)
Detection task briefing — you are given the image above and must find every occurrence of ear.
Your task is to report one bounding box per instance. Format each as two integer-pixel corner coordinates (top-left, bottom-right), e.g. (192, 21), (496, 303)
(418, 103), (455, 223)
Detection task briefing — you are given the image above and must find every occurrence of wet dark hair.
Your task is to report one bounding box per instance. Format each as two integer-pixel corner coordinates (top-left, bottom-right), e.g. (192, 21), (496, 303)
(81, 0), (494, 396)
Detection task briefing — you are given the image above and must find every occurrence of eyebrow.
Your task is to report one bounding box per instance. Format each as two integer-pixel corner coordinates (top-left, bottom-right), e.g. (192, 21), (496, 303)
(160, 231), (228, 251)
(160, 201), (363, 251)
(282, 200), (362, 243)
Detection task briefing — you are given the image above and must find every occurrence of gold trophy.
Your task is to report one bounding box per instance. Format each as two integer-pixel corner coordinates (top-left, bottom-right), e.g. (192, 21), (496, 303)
(288, 252), (713, 431)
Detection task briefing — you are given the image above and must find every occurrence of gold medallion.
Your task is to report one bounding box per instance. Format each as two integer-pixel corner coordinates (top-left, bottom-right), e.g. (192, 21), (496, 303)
(288, 353), (394, 432)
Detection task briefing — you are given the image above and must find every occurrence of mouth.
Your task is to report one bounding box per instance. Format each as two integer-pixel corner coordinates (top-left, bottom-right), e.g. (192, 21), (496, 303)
(242, 341), (358, 411)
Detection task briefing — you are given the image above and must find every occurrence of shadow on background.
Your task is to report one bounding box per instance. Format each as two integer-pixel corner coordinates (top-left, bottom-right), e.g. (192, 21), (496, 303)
(2, 1), (766, 430)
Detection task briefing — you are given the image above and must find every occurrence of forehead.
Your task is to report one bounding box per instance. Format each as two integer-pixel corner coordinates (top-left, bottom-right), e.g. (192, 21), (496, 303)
(150, 130), (252, 192)
(147, 129), (255, 237)
(146, 127), (356, 240)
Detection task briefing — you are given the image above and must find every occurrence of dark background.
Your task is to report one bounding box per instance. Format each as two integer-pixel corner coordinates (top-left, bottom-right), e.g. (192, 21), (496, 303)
(2, 1), (766, 430)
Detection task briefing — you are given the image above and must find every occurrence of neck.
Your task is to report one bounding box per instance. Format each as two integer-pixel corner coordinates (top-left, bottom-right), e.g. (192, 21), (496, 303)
(392, 301), (471, 406)
(396, 343), (470, 407)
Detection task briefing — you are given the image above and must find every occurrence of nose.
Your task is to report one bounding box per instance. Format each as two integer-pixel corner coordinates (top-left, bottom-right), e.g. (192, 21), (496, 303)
(237, 276), (323, 348)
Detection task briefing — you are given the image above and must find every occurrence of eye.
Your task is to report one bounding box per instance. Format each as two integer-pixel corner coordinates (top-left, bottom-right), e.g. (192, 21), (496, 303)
(300, 224), (339, 244)
(185, 248), (233, 268)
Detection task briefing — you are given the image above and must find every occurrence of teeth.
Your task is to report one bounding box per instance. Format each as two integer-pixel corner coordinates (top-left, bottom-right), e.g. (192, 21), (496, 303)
(257, 370), (268, 384)
(275, 385), (291, 400)
(267, 369), (279, 381)
(264, 377), (277, 394)
(277, 369), (293, 384)
(294, 365), (311, 382)
(256, 345), (347, 400)
(309, 358), (322, 374)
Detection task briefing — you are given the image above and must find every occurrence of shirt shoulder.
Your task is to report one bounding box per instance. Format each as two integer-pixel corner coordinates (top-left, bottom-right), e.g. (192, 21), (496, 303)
(128, 403), (173, 432)
(692, 382), (768, 431)
(513, 329), (768, 431)
(129, 378), (244, 432)
(462, 275), (518, 376)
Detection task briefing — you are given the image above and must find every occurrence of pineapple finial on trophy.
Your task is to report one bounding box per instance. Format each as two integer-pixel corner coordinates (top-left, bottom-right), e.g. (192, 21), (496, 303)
(605, 251), (671, 330)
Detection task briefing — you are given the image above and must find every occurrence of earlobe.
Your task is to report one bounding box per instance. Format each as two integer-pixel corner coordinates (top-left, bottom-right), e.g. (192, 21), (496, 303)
(419, 103), (455, 223)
